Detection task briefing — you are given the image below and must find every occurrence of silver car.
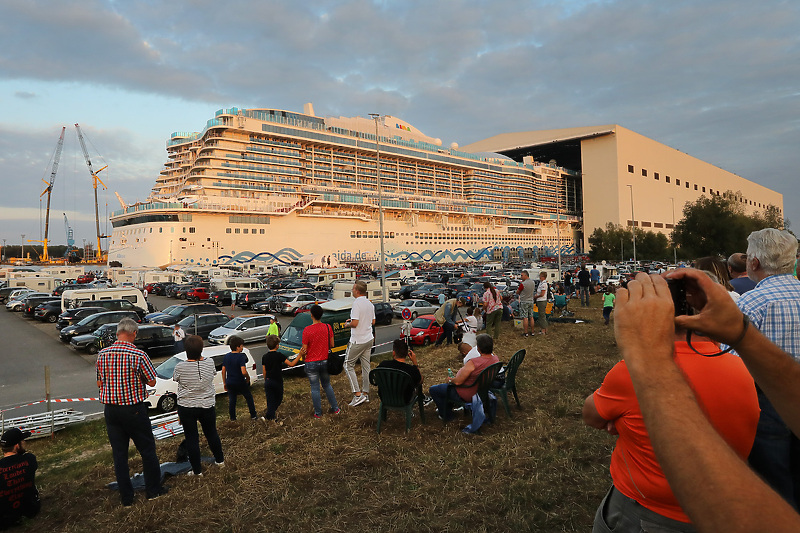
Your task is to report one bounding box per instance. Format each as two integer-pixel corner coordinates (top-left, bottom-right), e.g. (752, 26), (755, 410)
(393, 299), (440, 319)
(207, 314), (275, 345)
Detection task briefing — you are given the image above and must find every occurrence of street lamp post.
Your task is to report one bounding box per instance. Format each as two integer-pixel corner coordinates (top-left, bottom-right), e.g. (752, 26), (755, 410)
(368, 113), (387, 303)
(627, 185), (637, 263)
(1, 239), (5, 262)
(20, 234), (25, 263)
(670, 197), (677, 265)
(556, 192), (562, 275)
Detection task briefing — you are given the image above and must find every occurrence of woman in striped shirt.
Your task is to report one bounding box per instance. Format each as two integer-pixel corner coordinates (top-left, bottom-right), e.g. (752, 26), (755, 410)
(173, 335), (225, 476)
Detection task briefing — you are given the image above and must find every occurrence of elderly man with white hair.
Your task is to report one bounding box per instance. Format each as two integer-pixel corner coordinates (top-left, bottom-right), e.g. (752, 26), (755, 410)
(738, 228), (800, 510)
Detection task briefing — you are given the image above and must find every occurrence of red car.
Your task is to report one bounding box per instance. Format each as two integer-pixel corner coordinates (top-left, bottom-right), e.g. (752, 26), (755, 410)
(186, 287), (211, 301)
(400, 314), (443, 346)
(77, 273), (95, 284)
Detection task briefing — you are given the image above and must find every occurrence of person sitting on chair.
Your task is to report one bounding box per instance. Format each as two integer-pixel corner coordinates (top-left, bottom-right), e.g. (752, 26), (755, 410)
(377, 339), (423, 403)
(429, 334), (499, 421)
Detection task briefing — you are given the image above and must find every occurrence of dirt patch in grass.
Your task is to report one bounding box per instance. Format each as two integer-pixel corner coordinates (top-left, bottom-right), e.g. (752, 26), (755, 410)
(21, 295), (622, 532)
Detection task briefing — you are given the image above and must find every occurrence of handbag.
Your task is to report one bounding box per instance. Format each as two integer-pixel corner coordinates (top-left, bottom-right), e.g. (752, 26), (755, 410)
(326, 324), (344, 375)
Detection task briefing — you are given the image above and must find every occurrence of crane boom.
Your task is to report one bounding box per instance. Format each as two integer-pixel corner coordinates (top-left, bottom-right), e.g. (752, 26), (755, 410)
(34, 126), (66, 262)
(75, 123), (108, 262)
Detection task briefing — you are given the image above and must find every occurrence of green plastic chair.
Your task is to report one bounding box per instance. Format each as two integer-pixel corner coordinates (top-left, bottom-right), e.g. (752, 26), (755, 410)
(368, 367), (425, 433)
(490, 349), (526, 418)
(443, 361), (503, 424)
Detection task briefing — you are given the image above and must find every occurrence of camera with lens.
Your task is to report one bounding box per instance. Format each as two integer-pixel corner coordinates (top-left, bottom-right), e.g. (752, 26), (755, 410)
(666, 278), (692, 316)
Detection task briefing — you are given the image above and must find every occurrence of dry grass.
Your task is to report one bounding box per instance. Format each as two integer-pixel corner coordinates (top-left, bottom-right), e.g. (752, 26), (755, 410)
(21, 295), (623, 532)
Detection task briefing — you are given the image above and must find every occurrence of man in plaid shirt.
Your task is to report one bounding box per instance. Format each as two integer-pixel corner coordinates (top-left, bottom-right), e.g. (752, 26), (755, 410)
(96, 318), (167, 506)
(738, 228), (800, 510)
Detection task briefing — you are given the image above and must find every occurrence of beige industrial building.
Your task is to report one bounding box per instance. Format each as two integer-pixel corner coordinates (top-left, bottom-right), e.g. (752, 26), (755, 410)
(463, 125), (784, 251)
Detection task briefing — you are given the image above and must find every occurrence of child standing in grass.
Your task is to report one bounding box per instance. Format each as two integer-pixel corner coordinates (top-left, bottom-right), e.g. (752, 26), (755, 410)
(260, 334), (301, 422)
(602, 287), (616, 325)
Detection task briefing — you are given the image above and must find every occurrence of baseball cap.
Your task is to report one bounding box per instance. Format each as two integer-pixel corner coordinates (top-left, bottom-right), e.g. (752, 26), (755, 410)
(0, 427), (31, 447)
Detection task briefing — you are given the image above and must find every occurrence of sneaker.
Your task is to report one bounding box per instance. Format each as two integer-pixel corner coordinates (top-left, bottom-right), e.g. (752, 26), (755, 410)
(313, 413), (322, 419)
(329, 408), (341, 415)
(187, 471), (203, 477)
(348, 394), (367, 407)
(147, 486), (169, 500)
(215, 461), (225, 468)
(522, 333), (529, 338)
(423, 395), (434, 407)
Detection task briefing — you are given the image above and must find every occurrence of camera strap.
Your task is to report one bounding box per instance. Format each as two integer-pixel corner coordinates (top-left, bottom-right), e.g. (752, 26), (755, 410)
(685, 314), (750, 357)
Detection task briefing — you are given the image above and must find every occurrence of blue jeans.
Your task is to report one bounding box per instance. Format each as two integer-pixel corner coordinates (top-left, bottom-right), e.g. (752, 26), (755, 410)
(104, 403), (162, 504)
(748, 391), (800, 510)
(226, 382), (257, 420)
(593, 485), (696, 533)
(305, 360), (339, 416)
(435, 321), (455, 345)
(429, 383), (462, 421)
(264, 378), (284, 420)
(177, 404), (224, 475)
(579, 286), (590, 305)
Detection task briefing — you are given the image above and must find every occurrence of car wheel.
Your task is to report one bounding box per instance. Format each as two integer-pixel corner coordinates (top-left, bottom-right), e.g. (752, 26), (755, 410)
(422, 337), (430, 346)
(87, 343), (99, 355)
(411, 311), (418, 319)
(158, 394), (177, 413)
(47, 314), (57, 323)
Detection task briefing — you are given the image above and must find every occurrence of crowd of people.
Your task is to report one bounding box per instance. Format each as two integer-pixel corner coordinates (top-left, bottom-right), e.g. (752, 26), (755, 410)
(4, 228), (800, 531)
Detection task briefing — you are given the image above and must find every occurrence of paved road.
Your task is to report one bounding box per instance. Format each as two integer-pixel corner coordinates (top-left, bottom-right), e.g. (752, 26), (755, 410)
(1, 296), (400, 422)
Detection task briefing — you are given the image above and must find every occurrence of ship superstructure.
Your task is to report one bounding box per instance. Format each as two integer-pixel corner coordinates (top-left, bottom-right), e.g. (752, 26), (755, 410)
(109, 104), (582, 268)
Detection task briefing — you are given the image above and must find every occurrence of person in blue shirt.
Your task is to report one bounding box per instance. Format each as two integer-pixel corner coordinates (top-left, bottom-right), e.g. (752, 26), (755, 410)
(221, 335), (257, 420)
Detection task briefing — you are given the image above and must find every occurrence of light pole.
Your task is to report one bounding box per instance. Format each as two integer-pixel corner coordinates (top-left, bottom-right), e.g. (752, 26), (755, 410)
(555, 191), (562, 275)
(20, 234), (25, 263)
(626, 185), (636, 263)
(1, 239), (5, 262)
(670, 197), (677, 265)
(368, 113), (387, 303)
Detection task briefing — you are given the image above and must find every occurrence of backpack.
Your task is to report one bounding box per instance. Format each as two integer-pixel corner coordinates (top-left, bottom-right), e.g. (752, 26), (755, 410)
(325, 324), (344, 375)
(434, 299), (455, 326)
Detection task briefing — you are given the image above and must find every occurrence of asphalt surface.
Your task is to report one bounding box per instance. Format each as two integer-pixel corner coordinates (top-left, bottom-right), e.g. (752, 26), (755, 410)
(0, 294), (400, 424)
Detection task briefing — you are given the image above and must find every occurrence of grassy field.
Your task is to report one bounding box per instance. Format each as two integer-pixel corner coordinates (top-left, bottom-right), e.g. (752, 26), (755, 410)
(18, 295), (622, 532)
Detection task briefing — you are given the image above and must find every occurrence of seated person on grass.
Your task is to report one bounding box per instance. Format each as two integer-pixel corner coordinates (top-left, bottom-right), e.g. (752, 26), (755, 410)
(377, 339), (423, 403)
(429, 334), (498, 421)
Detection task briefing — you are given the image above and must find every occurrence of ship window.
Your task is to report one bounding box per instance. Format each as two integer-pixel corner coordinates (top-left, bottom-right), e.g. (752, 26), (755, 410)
(226, 228), (231, 234)
(235, 228), (240, 234)
(189, 227), (196, 233)
(694, 184), (698, 190)
(654, 173), (659, 181)
(171, 228), (175, 233)
(183, 227), (186, 233)
(628, 165), (634, 173)
(351, 231), (355, 238)
(686, 182), (690, 188)
(676, 179), (681, 186)
(702, 187), (706, 192)
(243, 229), (249, 234)
(642, 169), (647, 177)
(665, 176), (671, 183)
(149, 228), (152, 233)
(260, 229), (265, 234)
(159, 228), (162, 233)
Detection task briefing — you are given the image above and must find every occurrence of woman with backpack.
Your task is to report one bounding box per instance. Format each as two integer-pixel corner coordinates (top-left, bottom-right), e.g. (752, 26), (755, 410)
(482, 281), (503, 339)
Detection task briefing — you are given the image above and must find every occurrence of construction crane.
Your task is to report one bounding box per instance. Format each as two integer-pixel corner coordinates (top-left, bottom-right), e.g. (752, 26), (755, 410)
(63, 212), (76, 260)
(75, 123), (108, 262)
(28, 127), (66, 262)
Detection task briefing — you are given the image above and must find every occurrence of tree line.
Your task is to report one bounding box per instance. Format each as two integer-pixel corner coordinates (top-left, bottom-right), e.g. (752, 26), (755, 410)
(588, 192), (790, 262)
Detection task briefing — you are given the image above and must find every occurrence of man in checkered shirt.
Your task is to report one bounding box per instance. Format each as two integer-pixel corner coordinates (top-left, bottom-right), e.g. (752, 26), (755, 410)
(96, 318), (167, 506)
(738, 228), (800, 510)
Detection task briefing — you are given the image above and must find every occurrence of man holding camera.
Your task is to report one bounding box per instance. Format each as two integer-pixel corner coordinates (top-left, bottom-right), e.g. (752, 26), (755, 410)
(583, 276), (760, 531)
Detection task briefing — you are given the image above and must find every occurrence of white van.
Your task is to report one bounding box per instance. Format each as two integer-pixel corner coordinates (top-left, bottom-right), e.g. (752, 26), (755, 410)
(305, 268), (357, 287)
(331, 279), (401, 302)
(61, 287), (147, 313)
(145, 345), (259, 412)
(523, 268), (560, 283)
(9, 276), (60, 292)
(209, 277), (265, 292)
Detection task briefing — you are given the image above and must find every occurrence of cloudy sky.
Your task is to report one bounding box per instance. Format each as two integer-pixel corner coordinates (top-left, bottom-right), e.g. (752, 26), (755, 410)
(1, 0), (798, 253)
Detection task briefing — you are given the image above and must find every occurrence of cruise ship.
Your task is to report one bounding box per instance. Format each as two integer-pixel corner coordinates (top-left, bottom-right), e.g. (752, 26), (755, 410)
(108, 104), (582, 269)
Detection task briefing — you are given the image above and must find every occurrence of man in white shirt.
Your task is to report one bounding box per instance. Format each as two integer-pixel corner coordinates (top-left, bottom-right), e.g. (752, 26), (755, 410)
(344, 280), (375, 407)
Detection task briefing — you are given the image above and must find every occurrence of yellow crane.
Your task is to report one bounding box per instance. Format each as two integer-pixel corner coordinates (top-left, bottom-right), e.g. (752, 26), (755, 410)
(28, 126), (66, 263)
(75, 123), (108, 263)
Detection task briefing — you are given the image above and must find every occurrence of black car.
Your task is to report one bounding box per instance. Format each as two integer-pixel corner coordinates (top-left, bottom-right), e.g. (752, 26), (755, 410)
(373, 301), (394, 326)
(34, 300), (64, 323)
(167, 284), (192, 298)
(22, 296), (60, 318)
(176, 313), (231, 339)
(71, 324), (176, 357)
(237, 290), (273, 309)
(145, 303), (220, 326)
(208, 290), (232, 306)
(56, 306), (106, 330)
(79, 299), (147, 319)
(59, 310), (141, 343)
(52, 283), (91, 297)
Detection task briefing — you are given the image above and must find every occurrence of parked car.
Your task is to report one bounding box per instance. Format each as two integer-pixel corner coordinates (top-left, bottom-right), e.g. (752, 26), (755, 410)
(59, 310), (141, 343)
(145, 345), (259, 412)
(79, 299), (147, 319)
(145, 303), (220, 326)
(208, 290), (233, 307)
(6, 292), (49, 312)
(0, 286), (29, 303)
(373, 301), (394, 326)
(236, 289), (273, 309)
(22, 296), (60, 318)
(56, 306), (106, 330)
(186, 287), (211, 302)
(400, 314), (443, 346)
(176, 313), (231, 339)
(34, 300), (64, 323)
(393, 299), (440, 319)
(52, 283), (91, 297)
(606, 275), (623, 286)
(272, 292), (319, 315)
(71, 323), (176, 357)
(207, 314), (276, 345)
(167, 284), (193, 298)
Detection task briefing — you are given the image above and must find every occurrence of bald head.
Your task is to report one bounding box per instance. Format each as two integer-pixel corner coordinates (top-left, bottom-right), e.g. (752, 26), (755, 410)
(727, 253), (747, 276)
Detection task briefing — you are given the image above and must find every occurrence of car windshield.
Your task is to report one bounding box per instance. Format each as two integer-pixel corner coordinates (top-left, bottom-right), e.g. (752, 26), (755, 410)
(177, 316), (194, 326)
(412, 318), (433, 329)
(224, 316), (247, 328)
(155, 357), (181, 380)
(165, 306), (186, 317)
(281, 324), (304, 346)
(159, 305), (178, 315)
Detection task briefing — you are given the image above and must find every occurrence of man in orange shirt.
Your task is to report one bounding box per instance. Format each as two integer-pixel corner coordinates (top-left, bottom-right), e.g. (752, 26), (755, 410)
(583, 325), (760, 530)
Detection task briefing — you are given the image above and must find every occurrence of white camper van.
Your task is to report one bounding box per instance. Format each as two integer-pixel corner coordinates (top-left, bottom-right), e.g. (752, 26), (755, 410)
(305, 268), (357, 288)
(331, 279), (401, 302)
(9, 276), (60, 292)
(61, 287), (147, 313)
(209, 277), (265, 292)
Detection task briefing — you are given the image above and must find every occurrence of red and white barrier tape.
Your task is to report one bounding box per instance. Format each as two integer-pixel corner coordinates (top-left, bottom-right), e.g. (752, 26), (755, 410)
(1, 397), (100, 413)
